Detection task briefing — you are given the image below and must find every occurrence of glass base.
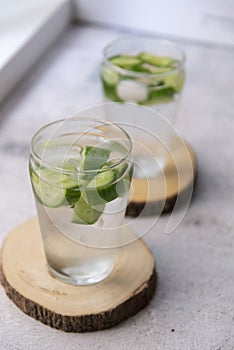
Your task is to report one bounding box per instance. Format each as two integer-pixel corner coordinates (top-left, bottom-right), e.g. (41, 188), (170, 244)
(48, 264), (114, 286)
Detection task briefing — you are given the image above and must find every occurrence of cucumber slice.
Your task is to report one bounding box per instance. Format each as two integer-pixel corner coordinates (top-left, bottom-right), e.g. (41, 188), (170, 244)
(93, 166), (115, 187)
(82, 188), (107, 207)
(126, 64), (150, 73)
(141, 86), (175, 105)
(30, 169), (65, 208)
(73, 195), (104, 225)
(61, 163), (79, 189)
(83, 166), (116, 205)
(98, 162), (132, 200)
(30, 163), (80, 208)
(82, 162), (132, 205)
(164, 71), (185, 93)
(105, 161), (133, 197)
(115, 178), (130, 197)
(33, 164), (78, 189)
(101, 67), (119, 86)
(98, 185), (118, 202)
(97, 167), (118, 201)
(141, 63), (171, 74)
(82, 146), (110, 171)
(138, 52), (175, 67)
(112, 162), (128, 179)
(110, 55), (141, 68)
(115, 163), (133, 197)
(65, 187), (81, 207)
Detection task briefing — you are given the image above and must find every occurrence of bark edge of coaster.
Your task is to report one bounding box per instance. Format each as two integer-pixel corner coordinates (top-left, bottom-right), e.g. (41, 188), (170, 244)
(0, 218), (156, 332)
(127, 137), (197, 217)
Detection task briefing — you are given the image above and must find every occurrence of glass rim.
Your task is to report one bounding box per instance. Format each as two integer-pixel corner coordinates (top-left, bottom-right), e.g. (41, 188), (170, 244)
(103, 34), (186, 78)
(30, 117), (132, 174)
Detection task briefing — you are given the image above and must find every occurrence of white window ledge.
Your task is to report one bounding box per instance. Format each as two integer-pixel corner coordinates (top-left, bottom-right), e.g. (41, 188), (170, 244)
(0, 0), (71, 103)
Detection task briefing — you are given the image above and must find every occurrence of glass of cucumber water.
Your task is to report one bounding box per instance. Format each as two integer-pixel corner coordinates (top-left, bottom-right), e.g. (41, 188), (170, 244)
(101, 35), (185, 178)
(29, 117), (133, 285)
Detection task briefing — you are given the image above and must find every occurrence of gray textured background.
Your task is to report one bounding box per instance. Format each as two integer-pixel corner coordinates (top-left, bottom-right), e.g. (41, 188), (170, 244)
(0, 24), (233, 350)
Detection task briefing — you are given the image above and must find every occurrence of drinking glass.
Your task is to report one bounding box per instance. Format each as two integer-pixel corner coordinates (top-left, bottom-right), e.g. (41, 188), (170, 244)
(100, 35), (185, 177)
(29, 116), (132, 285)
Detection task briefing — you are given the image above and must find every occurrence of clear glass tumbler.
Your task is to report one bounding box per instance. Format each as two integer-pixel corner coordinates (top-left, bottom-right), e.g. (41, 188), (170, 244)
(100, 35), (186, 177)
(29, 116), (132, 285)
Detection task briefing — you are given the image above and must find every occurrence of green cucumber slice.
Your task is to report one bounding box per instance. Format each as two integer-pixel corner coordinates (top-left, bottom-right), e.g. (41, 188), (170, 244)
(73, 196), (104, 225)
(101, 67), (119, 86)
(82, 189), (107, 207)
(106, 160), (128, 177)
(97, 167), (119, 201)
(138, 52), (175, 67)
(115, 163), (133, 197)
(98, 162), (132, 200)
(82, 146), (110, 171)
(83, 166), (116, 205)
(127, 64), (151, 73)
(30, 163), (80, 208)
(92, 166), (115, 187)
(95, 164), (127, 202)
(141, 86), (176, 105)
(30, 169), (65, 208)
(65, 187), (81, 207)
(110, 55), (141, 68)
(141, 63), (171, 74)
(81, 162), (132, 206)
(164, 71), (185, 93)
(33, 164), (78, 189)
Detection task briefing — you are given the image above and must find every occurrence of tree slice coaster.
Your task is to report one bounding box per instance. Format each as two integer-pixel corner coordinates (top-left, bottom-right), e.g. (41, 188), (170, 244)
(0, 218), (156, 332)
(126, 137), (197, 217)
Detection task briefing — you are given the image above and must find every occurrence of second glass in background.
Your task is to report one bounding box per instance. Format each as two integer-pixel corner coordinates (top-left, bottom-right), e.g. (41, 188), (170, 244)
(100, 35), (186, 177)
(101, 35), (185, 123)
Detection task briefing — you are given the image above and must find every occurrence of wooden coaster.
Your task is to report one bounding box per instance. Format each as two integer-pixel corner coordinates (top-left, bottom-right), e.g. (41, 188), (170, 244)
(0, 218), (156, 332)
(126, 137), (197, 217)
